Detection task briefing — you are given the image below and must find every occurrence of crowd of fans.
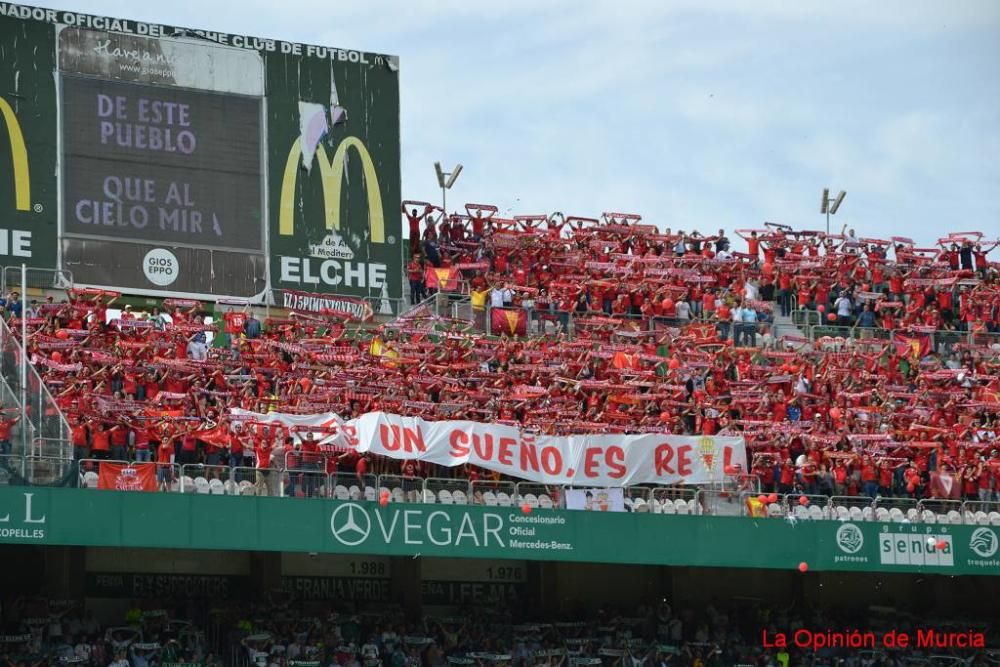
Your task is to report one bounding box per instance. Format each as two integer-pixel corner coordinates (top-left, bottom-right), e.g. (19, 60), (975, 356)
(3, 206), (1000, 502)
(0, 599), (212, 667)
(1, 596), (995, 667)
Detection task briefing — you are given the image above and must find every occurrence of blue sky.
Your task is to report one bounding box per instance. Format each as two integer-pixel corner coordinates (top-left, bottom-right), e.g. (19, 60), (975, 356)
(29, 0), (1000, 245)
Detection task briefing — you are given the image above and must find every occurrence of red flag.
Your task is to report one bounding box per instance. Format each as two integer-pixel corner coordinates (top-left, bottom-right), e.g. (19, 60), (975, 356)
(490, 308), (527, 336)
(611, 351), (639, 370)
(98, 462), (158, 492)
(892, 332), (930, 361)
(191, 425), (232, 447)
(424, 267), (460, 291)
(928, 471), (961, 500)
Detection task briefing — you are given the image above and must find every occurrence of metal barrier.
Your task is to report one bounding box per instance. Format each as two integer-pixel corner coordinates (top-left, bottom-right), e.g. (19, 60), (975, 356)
(180, 464), (233, 494)
(652, 487), (699, 515)
(962, 501), (1000, 526)
(470, 480), (516, 507)
(623, 486), (652, 513)
(44, 462), (1000, 525)
(0, 266), (73, 295)
(917, 499), (965, 525)
(0, 316), (72, 457)
(514, 482), (561, 509)
(829, 495), (876, 522)
(784, 494), (830, 521)
(424, 476), (472, 505)
(873, 496), (920, 524)
(377, 474), (421, 503)
(330, 472), (378, 501)
(282, 465), (329, 499)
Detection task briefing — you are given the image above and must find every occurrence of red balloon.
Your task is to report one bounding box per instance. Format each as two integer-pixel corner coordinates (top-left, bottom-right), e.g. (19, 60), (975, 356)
(798, 562), (809, 573)
(817, 304), (825, 313)
(661, 299), (674, 311)
(379, 491), (390, 506)
(829, 407), (842, 420)
(767, 493), (778, 504)
(936, 540), (947, 551)
(51, 351), (63, 363)
(521, 503), (532, 515)
(799, 495), (809, 506)
(659, 411), (670, 422)
(907, 483), (916, 493)
(757, 494), (769, 505)
(862, 283), (871, 291)
(668, 358), (681, 370)
(55, 329), (70, 340)
(827, 312), (837, 322)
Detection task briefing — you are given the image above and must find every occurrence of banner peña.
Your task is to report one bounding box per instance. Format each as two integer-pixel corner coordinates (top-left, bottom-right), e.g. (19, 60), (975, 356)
(0, 2), (401, 308)
(230, 409), (747, 487)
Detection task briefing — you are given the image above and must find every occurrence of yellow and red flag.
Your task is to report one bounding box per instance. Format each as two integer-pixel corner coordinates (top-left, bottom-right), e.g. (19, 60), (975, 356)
(490, 308), (527, 336)
(892, 332), (930, 362)
(424, 266), (460, 291)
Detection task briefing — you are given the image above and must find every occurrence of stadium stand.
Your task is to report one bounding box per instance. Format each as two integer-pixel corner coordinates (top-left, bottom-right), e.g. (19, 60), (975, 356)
(1, 595), (997, 667)
(1, 210), (999, 516)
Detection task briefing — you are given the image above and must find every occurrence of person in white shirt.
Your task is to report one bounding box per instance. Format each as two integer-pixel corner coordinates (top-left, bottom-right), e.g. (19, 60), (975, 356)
(730, 304), (744, 346)
(490, 287), (505, 309)
(674, 300), (691, 321)
(741, 306), (758, 347)
(834, 291), (853, 327)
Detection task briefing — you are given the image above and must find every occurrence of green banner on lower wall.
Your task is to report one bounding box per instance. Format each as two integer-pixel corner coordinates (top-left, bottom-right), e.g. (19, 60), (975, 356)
(1, 488), (998, 575)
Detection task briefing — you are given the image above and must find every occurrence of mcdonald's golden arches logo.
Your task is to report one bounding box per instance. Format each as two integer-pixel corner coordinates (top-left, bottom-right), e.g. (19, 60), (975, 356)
(279, 136), (385, 242)
(0, 96), (31, 212)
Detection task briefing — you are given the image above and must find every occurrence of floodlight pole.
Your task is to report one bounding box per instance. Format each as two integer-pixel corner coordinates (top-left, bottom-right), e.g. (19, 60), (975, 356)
(820, 189), (846, 235)
(435, 162), (463, 218)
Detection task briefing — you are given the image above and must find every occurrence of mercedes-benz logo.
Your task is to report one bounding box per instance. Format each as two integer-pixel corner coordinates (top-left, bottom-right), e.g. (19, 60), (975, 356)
(330, 503), (371, 546)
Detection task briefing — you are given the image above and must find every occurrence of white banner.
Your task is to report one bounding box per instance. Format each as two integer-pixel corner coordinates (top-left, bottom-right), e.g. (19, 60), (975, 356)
(229, 410), (746, 487)
(565, 488), (626, 512)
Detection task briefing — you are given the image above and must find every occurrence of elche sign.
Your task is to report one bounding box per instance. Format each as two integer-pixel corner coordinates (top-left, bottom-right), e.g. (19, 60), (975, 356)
(232, 409), (747, 487)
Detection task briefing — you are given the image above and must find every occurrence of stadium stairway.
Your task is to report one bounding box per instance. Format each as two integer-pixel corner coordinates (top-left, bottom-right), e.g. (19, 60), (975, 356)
(772, 313), (810, 349)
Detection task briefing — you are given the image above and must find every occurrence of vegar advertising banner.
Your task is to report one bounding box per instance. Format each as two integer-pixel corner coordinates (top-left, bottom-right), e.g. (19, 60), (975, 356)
(0, 12), (57, 270)
(2, 488), (999, 575)
(231, 409), (747, 487)
(0, 2), (401, 306)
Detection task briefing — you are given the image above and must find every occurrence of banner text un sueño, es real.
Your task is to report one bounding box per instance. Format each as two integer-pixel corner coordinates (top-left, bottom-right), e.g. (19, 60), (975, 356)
(230, 409), (746, 487)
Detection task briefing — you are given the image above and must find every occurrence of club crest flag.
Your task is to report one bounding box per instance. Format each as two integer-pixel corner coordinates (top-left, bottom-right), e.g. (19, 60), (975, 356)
(97, 462), (158, 492)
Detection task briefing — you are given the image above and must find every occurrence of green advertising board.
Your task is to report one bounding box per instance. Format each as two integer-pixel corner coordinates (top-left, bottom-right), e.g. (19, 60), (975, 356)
(0, 10), (58, 271)
(1, 487), (998, 576)
(0, 2), (401, 307)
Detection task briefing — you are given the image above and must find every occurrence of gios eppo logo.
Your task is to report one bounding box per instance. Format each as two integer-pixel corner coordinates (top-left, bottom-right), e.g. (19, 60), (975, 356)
(836, 523), (864, 554)
(969, 527), (999, 559)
